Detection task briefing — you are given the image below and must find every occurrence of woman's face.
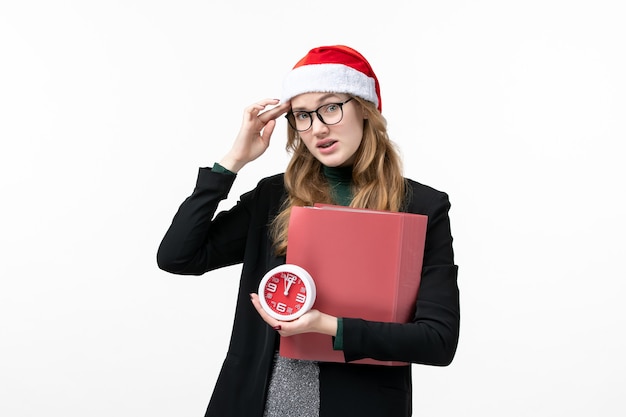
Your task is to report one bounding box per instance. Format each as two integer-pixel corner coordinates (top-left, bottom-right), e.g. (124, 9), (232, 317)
(289, 92), (365, 167)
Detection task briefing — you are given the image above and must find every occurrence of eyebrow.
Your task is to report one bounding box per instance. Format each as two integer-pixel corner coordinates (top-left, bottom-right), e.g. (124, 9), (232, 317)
(291, 93), (345, 111)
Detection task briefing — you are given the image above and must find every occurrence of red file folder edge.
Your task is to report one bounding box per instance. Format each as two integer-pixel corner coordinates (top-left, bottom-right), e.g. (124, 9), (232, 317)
(280, 204), (427, 366)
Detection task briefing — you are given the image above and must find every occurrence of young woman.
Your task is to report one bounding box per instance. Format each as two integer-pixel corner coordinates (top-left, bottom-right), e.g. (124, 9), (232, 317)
(157, 45), (460, 417)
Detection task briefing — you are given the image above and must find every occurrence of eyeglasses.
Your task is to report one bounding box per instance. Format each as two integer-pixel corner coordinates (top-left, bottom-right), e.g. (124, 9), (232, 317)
(285, 98), (354, 132)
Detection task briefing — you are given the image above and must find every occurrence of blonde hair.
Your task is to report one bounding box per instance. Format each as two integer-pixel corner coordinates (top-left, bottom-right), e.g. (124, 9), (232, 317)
(270, 96), (407, 255)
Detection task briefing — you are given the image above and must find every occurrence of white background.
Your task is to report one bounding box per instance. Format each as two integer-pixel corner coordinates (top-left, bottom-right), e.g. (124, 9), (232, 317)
(1, 1), (625, 416)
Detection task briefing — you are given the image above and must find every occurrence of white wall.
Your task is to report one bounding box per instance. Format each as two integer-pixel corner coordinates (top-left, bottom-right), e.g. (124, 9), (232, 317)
(1, 1), (624, 416)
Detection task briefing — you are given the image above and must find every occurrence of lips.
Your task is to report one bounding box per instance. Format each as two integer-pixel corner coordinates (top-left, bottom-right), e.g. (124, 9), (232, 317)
(317, 139), (337, 149)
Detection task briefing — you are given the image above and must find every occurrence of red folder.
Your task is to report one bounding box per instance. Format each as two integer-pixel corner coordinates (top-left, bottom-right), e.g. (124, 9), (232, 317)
(280, 204), (427, 366)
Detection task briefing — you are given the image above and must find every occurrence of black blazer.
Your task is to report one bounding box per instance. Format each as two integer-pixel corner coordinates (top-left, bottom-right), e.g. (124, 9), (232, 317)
(157, 168), (460, 417)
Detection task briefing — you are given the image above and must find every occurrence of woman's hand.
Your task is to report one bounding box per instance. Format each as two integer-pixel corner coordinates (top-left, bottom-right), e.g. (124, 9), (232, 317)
(219, 99), (291, 173)
(250, 293), (338, 337)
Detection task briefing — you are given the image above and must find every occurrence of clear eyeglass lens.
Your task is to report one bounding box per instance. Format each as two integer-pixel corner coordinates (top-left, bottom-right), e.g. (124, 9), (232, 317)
(320, 104), (342, 123)
(292, 112), (311, 130)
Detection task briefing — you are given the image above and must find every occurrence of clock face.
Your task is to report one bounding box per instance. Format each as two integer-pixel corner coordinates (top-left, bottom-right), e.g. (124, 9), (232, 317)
(258, 264), (316, 321)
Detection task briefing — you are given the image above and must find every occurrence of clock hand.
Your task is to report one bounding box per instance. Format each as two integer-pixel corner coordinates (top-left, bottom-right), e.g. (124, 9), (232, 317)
(283, 274), (295, 295)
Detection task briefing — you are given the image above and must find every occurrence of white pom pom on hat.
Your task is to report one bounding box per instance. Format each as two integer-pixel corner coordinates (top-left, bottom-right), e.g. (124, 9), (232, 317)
(281, 45), (382, 112)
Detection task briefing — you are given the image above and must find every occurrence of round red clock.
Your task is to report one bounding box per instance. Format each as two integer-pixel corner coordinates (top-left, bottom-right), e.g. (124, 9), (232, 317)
(258, 264), (316, 321)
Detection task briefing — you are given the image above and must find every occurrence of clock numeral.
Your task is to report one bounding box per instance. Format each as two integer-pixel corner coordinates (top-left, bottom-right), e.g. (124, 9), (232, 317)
(295, 293), (306, 303)
(276, 302), (287, 313)
(266, 282), (278, 293)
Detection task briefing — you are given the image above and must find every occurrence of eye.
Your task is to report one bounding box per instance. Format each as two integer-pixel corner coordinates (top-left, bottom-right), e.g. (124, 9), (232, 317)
(322, 103), (340, 114)
(294, 112), (311, 121)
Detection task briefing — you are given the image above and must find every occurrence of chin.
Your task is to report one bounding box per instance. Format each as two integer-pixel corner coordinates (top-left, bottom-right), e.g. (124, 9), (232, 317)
(320, 160), (348, 168)
(317, 155), (354, 168)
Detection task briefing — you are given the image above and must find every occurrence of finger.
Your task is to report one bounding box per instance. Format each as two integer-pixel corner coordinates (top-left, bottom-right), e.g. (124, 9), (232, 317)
(261, 119), (276, 143)
(243, 99), (280, 119)
(250, 293), (280, 327)
(257, 101), (291, 123)
(257, 98), (280, 106)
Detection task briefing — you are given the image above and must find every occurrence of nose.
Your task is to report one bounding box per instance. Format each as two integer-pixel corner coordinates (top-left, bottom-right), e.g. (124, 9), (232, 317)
(310, 113), (329, 135)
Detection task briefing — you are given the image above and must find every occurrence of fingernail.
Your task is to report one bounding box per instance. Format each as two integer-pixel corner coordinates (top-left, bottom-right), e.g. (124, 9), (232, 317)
(273, 325), (282, 331)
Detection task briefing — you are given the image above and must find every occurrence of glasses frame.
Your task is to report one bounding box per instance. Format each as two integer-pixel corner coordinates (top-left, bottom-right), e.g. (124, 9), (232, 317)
(285, 97), (354, 132)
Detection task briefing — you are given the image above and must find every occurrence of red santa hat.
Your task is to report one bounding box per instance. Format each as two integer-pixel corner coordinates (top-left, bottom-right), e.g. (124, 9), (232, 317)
(281, 45), (382, 112)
